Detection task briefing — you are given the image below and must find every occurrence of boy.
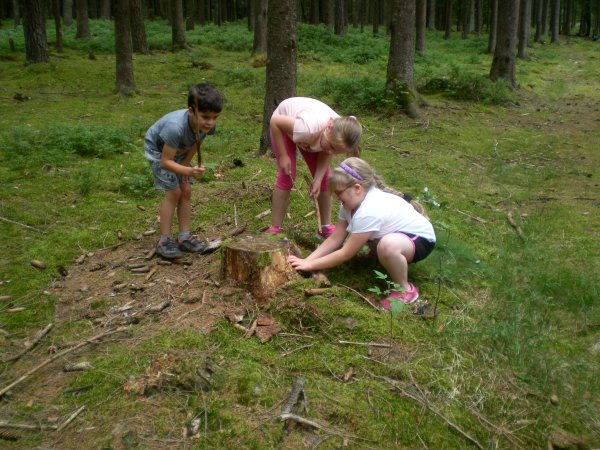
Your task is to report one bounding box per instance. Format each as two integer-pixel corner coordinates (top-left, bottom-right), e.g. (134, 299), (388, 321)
(144, 83), (223, 258)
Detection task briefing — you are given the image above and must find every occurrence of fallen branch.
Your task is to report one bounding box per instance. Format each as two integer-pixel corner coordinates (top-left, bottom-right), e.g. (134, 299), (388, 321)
(4, 323), (53, 363)
(226, 223), (247, 237)
(0, 216), (45, 234)
(280, 376), (306, 415)
(367, 370), (484, 450)
(303, 174), (321, 233)
(506, 211), (525, 241)
(56, 405), (86, 432)
(279, 413), (371, 442)
(0, 405), (86, 432)
(336, 283), (380, 311)
(338, 340), (391, 348)
(0, 327), (127, 398)
(281, 344), (314, 357)
(453, 209), (487, 224)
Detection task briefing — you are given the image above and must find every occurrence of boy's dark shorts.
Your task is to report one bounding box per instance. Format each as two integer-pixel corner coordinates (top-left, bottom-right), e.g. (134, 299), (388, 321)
(149, 160), (193, 190)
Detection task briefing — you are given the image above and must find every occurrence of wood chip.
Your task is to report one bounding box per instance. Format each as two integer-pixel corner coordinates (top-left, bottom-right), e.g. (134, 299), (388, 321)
(257, 313), (275, 326)
(30, 259), (46, 269)
(142, 229), (156, 236)
(255, 324), (281, 343)
(0, 295), (11, 302)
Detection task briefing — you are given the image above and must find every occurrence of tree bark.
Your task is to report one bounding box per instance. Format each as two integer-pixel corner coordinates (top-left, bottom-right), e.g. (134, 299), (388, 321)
(171, 0), (186, 50)
(517, 0), (531, 59)
(63, 0), (73, 27)
(427, 0), (436, 30)
(252, 0), (268, 55)
(185, 0), (194, 30)
(416, 0), (426, 56)
(115, 0), (137, 96)
(461, 0), (471, 38)
(12, 0), (21, 27)
(550, 0), (559, 43)
(259, 0), (297, 154)
(534, 0), (544, 41)
(444, 0), (452, 38)
(487, 0), (498, 53)
(75, 0), (90, 38)
(386, 0), (419, 118)
(23, 0), (49, 63)
(334, 0), (345, 35)
(52, 0), (63, 52)
(130, 0), (149, 54)
(100, 0), (110, 19)
(489, 0), (520, 88)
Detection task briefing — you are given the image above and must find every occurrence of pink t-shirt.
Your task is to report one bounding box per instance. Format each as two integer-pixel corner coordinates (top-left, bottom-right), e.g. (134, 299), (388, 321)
(272, 97), (340, 152)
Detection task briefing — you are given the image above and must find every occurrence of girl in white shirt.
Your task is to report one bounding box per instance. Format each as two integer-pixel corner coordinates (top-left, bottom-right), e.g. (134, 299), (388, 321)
(288, 157), (435, 307)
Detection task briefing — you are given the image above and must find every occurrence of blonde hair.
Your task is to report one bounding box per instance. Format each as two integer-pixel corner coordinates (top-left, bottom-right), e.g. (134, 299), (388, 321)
(329, 157), (428, 217)
(330, 116), (362, 156)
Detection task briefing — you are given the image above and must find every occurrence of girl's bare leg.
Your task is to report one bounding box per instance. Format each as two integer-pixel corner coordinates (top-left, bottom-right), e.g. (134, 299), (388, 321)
(271, 187), (290, 228)
(376, 234), (415, 290)
(317, 190), (332, 226)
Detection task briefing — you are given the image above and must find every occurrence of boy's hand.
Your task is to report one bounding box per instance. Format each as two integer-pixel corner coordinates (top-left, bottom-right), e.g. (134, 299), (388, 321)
(189, 165), (205, 179)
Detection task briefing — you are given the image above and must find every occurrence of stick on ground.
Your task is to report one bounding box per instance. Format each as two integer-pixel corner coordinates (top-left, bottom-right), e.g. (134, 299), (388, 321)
(4, 323), (53, 363)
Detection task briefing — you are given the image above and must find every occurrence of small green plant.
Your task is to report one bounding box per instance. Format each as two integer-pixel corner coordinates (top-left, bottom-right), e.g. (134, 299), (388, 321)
(368, 270), (407, 340)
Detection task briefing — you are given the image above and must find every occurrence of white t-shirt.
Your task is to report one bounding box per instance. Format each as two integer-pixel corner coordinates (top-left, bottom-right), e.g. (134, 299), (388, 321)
(338, 187), (436, 242)
(272, 97), (340, 153)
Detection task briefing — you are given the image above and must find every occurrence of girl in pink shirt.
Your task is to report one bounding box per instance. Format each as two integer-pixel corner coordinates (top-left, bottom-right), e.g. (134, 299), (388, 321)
(265, 97), (362, 238)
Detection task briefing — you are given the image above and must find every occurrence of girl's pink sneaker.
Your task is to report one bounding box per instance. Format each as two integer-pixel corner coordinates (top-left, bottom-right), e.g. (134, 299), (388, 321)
(381, 283), (419, 310)
(263, 226), (283, 234)
(319, 224), (336, 238)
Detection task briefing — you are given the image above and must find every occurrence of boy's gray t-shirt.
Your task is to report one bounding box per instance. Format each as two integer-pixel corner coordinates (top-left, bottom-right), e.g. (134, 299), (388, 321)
(144, 109), (215, 163)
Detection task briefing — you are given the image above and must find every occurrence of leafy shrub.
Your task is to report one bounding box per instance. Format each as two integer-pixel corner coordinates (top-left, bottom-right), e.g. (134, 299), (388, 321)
(0, 124), (135, 169)
(312, 76), (388, 113)
(420, 65), (513, 104)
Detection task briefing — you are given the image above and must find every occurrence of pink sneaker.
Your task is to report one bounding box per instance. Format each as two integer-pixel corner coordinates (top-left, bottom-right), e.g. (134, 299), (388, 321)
(319, 224), (336, 238)
(381, 283), (419, 310)
(263, 226), (283, 234)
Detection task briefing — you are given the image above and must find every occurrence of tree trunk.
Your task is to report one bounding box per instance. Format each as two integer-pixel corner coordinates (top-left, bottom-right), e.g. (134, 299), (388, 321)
(517, 0), (531, 59)
(221, 236), (297, 304)
(427, 0), (436, 30)
(444, 0), (452, 39)
(334, 0), (345, 35)
(23, 0), (49, 63)
(489, 0), (520, 87)
(185, 0), (194, 30)
(52, 0), (63, 52)
(259, 0), (297, 155)
(541, 0), (548, 34)
(461, 0), (471, 38)
(416, 0), (426, 56)
(550, 0), (559, 43)
(100, 0), (110, 19)
(534, 0), (544, 41)
(253, 0), (268, 55)
(386, 0), (419, 118)
(131, 0), (149, 54)
(309, 0), (319, 23)
(474, 0), (481, 35)
(75, 0), (90, 38)
(63, 0), (73, 26)
(172, 0), (186, 50)
(487, 0), (498, 52)
(372, 0), (380, 35)
(115, 0), (137, 96)
(12, 0), (21, 27)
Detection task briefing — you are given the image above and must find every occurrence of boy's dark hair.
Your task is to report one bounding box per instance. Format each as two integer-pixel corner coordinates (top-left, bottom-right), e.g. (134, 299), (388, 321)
(188, 83), (223, 113)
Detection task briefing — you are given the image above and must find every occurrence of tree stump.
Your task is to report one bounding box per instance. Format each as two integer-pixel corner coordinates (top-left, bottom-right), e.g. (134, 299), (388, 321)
(221, 235), (298, 303)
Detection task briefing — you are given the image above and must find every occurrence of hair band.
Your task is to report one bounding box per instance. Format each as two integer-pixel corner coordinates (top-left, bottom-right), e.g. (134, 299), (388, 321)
(339, 162), (364, 180)
(348, 115), (357, 122)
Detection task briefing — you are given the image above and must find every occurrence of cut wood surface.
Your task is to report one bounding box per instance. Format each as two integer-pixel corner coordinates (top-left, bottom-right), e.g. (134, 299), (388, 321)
(221, 235), (297, 303)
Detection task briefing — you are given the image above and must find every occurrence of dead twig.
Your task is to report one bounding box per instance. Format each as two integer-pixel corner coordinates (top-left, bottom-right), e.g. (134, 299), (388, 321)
(303, 174), (321, 233)
(336, 283), (380, 311)
(506, 211), (525, 241)
(56, 405), (86, 432)
(366, 370), (484, 450)
(280, 376), (306, 415)
(4, 323), (53, 363)
(281, 344), (314, 357)
(0, 327), (127, 398)
(304, 287), (331, 297)
(0, 405), (86, 432)
(453, 209), (487, 224)
(338, 340), (391, 348)
(0, 216), (45, 234)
